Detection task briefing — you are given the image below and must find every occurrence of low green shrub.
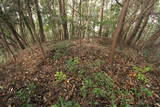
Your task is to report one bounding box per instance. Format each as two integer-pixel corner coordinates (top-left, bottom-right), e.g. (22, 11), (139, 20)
(55, 71), (67, 82)
(92, 88), (106, 97)
(66, 57), (80, 72)
(133, 66), (152, 83)
(16, 83), (36, 106)
(131, 86), (153, 99)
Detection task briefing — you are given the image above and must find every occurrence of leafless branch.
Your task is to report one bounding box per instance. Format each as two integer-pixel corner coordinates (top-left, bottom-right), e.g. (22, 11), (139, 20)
(115, 0), (123, 7)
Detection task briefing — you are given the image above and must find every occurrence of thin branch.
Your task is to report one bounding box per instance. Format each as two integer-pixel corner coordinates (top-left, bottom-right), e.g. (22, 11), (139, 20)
(115, 0), (123, 7)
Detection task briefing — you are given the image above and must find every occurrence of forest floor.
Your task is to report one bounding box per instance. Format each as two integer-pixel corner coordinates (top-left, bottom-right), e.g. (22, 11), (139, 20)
(0, 38), (160, 107)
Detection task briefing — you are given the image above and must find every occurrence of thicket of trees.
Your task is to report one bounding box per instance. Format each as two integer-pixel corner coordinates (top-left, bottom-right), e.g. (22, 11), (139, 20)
(0, 0), (160, 62)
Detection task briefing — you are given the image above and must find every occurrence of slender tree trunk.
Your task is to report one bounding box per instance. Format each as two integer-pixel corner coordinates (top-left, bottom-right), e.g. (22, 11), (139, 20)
(133, 16), (149, 45)
(26, 0), (37, 43)
(99, 0), (105, 37)
(16, 0), (36, 44)
(126, 0), (156, 45)
(126, 15), (144, 45)
(0, 25), (16, 61)
(58, 0), (69, 40)
(2, 20), (25, 49)
(71, 0), (75, 39)
(78, 0), (82, 38)
(109, 0), (130, 62)
(144, 29), (160, 48)
(34, 0), (46, 42)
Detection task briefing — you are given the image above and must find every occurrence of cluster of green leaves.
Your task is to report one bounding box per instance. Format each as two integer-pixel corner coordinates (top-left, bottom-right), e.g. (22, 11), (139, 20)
(118, 89), (133, 107)
(80, 72), (117, 105)
(66, 57), (80, 72)
(133, 66), (152, 83)
(51, 97), (80, 107)
(131, 87), (153, 99)
(55, 71), (67, 82)
(16, 83), (36, 107)
(80, 71), (154, 106)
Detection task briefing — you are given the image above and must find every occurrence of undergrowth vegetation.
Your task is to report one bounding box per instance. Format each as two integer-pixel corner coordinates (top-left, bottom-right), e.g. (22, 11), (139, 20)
(16, 83), (36, 107)
(0, 41), (159, 107)
(55, 71), (67, 82)
(50, 43), (156, 106)
(66, 57), (80, 72)
(133, 66), (152, 83)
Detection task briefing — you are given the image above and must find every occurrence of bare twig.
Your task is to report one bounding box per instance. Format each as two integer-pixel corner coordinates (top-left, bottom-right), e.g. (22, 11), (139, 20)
(115, 0), (123, 7)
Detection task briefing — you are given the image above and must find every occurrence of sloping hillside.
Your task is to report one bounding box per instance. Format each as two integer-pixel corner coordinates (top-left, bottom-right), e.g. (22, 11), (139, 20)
(0, 39), (160, 107)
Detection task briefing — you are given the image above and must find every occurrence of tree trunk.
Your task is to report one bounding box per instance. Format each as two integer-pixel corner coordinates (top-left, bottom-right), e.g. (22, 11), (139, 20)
(26, 0), (37, 42)
(126, 0), (156, 45)
(144, 29), (160, 48)
(71, 0), (75, 38)
(0, 5), (26, 49)
(58, 0), (69, 40)
(34, 0), (46, 42)
(109, 0), (130, 62)
(0, 25), (16, 61)
(126, 15), (144, 45)
(133, 16), (149, 45)
(99, 0), (105, 37)
(17, 0), (36, 43)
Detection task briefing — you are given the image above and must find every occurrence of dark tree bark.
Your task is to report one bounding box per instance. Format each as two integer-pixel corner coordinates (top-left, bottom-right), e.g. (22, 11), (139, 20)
(34, 0), (46, 42)
(115, 0), (123, 7)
